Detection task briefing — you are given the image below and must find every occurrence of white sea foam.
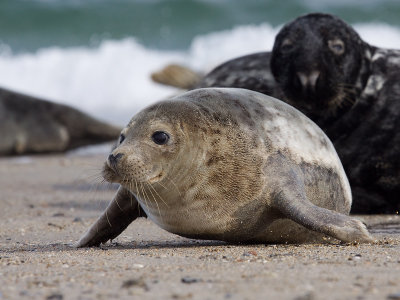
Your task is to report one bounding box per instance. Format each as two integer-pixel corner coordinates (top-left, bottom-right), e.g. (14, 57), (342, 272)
(0, 22), (399, 125)
(356, 23), (400, 48)
(0, 38), (185, 124)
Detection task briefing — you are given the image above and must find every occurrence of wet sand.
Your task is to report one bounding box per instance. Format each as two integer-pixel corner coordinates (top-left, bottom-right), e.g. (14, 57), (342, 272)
(0, 153), (399, 300)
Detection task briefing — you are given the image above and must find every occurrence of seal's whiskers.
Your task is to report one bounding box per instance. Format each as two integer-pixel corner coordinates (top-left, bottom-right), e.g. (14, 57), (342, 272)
(148, 182), (169, 207)
(138, 182), (149, 212)
(105, 210), (112, 228)
(155, 180), (168, 191)
(146, 182), (163, 220)
(129, 181), (135, 207)
(165, 176), (182, 197)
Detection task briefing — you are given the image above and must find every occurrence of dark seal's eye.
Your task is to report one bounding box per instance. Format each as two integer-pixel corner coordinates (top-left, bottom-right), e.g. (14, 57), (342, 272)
(328, 39), (345, 55)
(151, 131), (170, 145)
(281, 38), (294, 52)
(119, 134), (125, 144)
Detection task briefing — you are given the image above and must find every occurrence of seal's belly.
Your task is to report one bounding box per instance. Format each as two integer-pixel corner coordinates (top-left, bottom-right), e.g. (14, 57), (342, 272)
(140, 201), (235, 238)
(137, 197), (276, 242)
(142, 202), (326, 243)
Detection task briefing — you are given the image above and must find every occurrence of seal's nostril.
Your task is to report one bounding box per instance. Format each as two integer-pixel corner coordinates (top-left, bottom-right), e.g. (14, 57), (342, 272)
(114, 153), (124, 161)
(108, 153), (124, 167)
(309, 71), (320, 90)
(297, 72), (308, 90)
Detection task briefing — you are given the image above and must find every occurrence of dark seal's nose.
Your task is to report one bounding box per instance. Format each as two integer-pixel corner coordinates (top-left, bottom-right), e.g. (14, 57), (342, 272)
(296, 70), (320, 92)
(108, 153), (124, 168)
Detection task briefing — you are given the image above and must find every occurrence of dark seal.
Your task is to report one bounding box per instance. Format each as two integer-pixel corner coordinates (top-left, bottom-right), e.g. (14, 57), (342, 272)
(195, 13), (400, 214)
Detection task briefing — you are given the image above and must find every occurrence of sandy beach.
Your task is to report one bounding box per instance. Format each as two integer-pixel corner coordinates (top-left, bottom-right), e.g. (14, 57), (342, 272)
(0, 151), (399, 300)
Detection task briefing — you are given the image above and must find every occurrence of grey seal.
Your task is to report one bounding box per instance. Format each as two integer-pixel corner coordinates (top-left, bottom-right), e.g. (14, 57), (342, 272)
(0, 87), (121, 155)
(75, 88), (373, 247)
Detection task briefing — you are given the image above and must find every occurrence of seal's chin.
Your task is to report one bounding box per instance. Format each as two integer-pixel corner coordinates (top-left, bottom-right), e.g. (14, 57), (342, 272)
(282, 76), (347, 116)
(284, 88), (345, 117)
(102, 163), (121, 183)
(282, 94), (318, 116)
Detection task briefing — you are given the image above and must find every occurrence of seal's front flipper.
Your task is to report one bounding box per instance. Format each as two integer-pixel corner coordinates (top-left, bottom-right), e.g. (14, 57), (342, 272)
(74, 186), (146, 247)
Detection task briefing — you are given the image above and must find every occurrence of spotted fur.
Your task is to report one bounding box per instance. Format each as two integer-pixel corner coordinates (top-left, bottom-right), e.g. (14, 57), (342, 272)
(75, 88), (373, 247)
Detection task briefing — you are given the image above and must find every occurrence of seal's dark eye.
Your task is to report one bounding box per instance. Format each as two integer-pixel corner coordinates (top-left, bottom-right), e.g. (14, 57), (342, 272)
(119, 134), (125, 144)
(281, 38), (293, 52)
(328, 39), (345, 55)
(152, 131), (169, 145)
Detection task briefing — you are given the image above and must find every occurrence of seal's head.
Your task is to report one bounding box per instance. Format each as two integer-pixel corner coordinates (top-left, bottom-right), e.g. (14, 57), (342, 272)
(102, 100), (198, 188)
(271, 13), (369, 117)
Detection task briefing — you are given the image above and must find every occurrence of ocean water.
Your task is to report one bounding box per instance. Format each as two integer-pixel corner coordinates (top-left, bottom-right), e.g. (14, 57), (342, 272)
(1, 0), (400, 125)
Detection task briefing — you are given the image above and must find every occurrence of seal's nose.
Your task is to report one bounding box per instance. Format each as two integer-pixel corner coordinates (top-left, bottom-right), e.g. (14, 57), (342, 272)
(296, 70), (320, 92)
(108, 153), (124, 169)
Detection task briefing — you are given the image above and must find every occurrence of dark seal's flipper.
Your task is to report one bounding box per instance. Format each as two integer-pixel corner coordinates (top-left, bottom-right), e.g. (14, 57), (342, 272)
(74, 187), (146, 247)
(267, 154), (374, 243)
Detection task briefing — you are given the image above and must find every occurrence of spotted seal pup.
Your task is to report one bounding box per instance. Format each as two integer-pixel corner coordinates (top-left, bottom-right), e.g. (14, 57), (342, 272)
(75, 88), (373, 247)
(152, 13), (400, 214)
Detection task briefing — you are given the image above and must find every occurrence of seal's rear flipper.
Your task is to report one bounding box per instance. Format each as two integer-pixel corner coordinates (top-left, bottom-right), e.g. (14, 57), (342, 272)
(74, 186), (146, 247)
(151, 64), (202, 90)
(266, 154), (375, 243)
(272, 190), (375, 243)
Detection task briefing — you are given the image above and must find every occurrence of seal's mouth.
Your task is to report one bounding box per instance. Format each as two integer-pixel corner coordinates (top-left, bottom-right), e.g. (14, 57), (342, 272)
(148, 171), (165, 184)
(102, 163), (120, 183)
(284, 85), (348, 117)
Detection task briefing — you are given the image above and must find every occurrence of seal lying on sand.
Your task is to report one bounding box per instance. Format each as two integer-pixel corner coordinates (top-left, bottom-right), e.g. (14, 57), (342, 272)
(75, 88), (373, 247)
(152, 13), (400, 214)
(0, 87), (121, 155)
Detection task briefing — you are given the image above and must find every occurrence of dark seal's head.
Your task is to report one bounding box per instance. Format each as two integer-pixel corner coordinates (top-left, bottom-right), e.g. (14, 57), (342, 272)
(271, 13), (370, 117)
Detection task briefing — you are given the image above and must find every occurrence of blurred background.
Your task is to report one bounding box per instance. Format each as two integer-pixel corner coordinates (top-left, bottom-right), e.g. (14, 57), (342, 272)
(1, 0), (400, 125)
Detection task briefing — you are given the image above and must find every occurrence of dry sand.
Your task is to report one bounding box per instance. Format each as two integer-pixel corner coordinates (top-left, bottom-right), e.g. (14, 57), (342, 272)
(0, 152), (399, 300)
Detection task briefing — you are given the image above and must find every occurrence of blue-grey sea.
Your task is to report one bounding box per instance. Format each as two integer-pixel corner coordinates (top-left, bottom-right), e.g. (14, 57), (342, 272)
(1, 0), (400, 124)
